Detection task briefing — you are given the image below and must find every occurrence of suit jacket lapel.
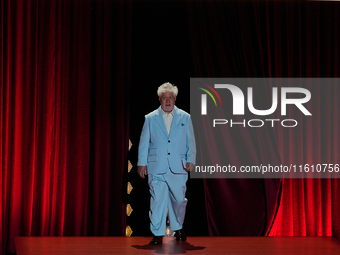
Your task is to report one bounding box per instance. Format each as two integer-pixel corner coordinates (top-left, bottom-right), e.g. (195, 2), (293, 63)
(155, 106), (169, 137)
(169, 106), (182, 138)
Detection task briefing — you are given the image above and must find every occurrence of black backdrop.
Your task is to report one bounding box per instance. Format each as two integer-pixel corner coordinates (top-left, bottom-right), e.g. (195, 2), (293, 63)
(128, 0), (208, 236)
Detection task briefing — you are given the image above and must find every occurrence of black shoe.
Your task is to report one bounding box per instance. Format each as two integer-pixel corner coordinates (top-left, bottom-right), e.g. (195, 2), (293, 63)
(175, 229), (187, 241)
(149, 236), (163, 245)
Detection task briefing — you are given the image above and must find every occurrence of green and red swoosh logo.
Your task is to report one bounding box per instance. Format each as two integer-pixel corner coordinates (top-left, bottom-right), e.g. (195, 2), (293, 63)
(197, 82), (222, 106)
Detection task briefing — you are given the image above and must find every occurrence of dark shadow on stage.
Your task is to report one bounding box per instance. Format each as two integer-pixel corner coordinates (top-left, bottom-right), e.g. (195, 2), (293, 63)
(132, 240), (206, 254)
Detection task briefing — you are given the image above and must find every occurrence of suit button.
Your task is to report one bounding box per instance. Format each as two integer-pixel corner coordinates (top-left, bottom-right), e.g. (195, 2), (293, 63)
(168, 140), (170, 143)
(168, 153), (170, 155)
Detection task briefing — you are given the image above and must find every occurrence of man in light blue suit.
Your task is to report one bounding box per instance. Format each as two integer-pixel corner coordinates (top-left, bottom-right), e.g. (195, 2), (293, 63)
(137, 82), (196, 245)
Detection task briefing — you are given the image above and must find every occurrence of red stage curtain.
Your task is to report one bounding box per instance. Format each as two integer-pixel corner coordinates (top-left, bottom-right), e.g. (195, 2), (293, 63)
(187, 0), (340, 238)
(1, 0), (131, 254)
(269, 179), (335, 236)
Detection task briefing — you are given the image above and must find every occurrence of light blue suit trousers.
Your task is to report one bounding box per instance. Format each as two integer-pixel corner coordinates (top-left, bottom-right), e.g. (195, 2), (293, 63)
(148, 170), (188, 235)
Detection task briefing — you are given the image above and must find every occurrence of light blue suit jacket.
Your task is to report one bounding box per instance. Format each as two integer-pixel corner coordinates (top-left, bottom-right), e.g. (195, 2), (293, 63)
(138, 106), (196, 174)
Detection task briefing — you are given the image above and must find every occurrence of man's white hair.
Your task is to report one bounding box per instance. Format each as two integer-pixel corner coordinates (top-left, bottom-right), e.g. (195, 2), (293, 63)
(157, 82), (178, 97)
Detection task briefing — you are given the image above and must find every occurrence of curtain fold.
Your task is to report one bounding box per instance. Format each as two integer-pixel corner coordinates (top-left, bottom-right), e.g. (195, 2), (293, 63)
(1, 0), (131, 254)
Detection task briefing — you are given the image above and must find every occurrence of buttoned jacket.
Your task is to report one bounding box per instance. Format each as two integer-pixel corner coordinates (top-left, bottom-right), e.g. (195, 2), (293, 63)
(138, 106), (196, 174)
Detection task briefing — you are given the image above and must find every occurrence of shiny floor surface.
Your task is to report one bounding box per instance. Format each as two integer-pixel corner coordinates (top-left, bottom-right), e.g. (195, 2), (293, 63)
(15, 236), (340, 255)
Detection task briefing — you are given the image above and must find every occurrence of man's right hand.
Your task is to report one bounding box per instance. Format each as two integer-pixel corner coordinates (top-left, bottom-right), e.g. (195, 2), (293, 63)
(137, 166), (148, 178)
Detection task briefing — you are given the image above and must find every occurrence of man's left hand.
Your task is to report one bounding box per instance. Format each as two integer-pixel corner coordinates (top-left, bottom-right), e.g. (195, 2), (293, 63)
(185, 162), (194, 172)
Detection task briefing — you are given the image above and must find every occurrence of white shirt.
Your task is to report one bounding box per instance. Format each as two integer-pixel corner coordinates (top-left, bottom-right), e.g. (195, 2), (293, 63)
(161, 107), (174, 135)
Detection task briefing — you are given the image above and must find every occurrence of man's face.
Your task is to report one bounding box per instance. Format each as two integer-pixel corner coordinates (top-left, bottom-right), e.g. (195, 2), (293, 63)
(159, 92), (176, 113)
